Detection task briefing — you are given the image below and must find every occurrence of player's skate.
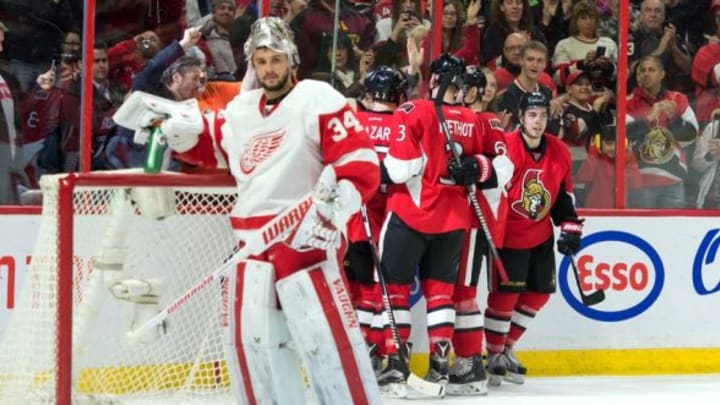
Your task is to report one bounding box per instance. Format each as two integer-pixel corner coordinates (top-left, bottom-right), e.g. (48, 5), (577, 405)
(368, 343), (384, 376)
(425, 341), (451, 384)
(486, 351), (508, 387)
(447, 354), (488, 395)
(377, 343), (411, 398)
(502, 346), (527, 384)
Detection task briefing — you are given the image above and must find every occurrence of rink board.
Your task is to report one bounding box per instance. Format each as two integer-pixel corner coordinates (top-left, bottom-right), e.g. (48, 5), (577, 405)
(2, 212), (720, 377)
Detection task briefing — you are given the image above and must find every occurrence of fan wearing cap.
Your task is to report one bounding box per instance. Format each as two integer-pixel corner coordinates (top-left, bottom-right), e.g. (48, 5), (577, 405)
(559, 69), (613, 204)
(484, 91), (581, 387)
(162, 16), (382, 405)
(576, 123), (641, 208)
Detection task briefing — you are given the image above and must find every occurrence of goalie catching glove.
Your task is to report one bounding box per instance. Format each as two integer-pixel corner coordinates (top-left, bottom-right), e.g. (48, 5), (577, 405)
(447, 154), (492, 186)
(288, 166), (362, 250)
(557, 218), (584, 255)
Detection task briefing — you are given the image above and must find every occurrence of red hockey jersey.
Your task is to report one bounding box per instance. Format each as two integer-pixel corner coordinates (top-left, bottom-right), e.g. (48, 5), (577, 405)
(473, 111), (510, 248)
(385, 100), (488, 234)
(503, 130), (573, 249)
(347, 108), (397, 243)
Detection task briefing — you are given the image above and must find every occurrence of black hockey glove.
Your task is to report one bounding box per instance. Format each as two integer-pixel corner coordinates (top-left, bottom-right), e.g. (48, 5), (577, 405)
(557, 218), (584, 256)
(448, 155), (491, 186)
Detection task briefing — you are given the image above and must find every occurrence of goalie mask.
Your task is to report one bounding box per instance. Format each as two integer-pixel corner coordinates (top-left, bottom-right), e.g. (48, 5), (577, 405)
(244, 17), (300, 67)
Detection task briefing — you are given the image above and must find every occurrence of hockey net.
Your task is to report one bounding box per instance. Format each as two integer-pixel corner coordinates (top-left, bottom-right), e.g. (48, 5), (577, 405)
(0, 171), (241, 405)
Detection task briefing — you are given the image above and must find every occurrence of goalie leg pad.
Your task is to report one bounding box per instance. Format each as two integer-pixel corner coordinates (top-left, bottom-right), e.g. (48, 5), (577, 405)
(276, 258), (382, 405)
(224, 259), (305, 405)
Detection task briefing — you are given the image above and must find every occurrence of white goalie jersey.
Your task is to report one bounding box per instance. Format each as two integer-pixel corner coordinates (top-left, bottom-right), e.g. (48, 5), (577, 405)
(175, 79), (379, 226)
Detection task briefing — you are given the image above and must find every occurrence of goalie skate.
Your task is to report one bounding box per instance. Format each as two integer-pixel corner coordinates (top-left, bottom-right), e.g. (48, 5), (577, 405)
(447, 354), (488, 396)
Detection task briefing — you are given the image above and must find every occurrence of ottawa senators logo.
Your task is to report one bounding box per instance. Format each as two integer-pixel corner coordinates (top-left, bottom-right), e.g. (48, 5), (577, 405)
(639, 126), (675, 165)
(511, 169), (551, 220)
(239, 129), (286, 175)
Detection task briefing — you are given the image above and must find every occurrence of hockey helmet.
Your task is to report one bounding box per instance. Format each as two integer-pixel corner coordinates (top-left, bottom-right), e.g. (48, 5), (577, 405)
(243, 17), (300, 66)
(364, 66), (409, 105)
(519, 91), (549, 115)
(463, 66), (486, 90)
(430, 53), (465, 89)
(462, 65), (486, 101)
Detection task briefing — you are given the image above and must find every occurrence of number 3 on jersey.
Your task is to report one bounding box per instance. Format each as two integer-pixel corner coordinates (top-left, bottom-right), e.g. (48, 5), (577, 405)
(327, 109), (363, 142)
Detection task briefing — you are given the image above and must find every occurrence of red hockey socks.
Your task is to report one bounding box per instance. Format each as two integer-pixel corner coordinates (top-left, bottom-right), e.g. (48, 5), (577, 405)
(383, 283), (412, 354)
(421, 279), (455, 353)
(355, 283), (384, 354)
(507, 292), (550, 347)
(452, 284), (484, 357)
(484, 291), (519, 353)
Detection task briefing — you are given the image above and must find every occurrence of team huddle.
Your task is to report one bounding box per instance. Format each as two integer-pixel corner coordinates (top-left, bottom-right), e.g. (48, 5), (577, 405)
(141, 16), (584, 405)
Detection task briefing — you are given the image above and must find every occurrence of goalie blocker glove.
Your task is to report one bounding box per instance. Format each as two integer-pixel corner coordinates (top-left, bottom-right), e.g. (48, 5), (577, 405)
(557, 218), (584, 255)
(447, 155), (494, 187)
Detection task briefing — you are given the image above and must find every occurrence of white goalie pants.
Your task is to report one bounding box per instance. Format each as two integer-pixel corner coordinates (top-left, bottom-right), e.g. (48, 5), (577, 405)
(221, 242), (382, 405)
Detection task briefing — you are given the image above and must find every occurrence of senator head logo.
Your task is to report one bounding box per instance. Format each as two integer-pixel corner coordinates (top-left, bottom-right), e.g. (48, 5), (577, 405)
(511, 169), (550, 220)
(559, 230), (664, 322)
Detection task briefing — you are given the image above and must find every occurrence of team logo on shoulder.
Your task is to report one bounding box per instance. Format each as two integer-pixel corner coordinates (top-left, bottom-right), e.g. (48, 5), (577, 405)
(511, 169), (551, 220)
(398, 102), (415, 113)
(239, 129), (286, 175)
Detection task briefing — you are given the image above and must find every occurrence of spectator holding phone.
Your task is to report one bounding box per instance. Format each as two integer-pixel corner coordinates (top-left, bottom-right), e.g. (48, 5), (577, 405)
(374, 0), (430, 43)
(552, 0), (617, 91)
(693, 113), (720, 208)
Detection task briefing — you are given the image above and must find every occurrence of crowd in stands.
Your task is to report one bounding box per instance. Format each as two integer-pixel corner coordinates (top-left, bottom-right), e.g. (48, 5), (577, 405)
(0, 0), (719, 209)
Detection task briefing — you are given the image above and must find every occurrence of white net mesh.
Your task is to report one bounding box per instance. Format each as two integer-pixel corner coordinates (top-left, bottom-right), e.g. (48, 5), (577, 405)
(0, 173), (239, 404)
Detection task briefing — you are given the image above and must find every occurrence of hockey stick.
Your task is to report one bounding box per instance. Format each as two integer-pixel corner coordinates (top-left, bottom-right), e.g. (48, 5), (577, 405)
(568, 254), (605, 306)
(125, 192), (314, 344)
(432, 79), (509, 284)
(359, 206), (446, 397)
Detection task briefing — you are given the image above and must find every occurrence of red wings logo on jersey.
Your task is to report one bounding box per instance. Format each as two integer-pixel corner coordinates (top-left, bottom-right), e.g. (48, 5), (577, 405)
(239, 129), (286, 174)
(511, 169), (551, 220)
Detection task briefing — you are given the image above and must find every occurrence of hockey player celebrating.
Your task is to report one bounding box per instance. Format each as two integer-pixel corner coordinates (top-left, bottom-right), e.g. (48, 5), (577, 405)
(484, 91), (582, 386)
(448, 66), (513, 396)
(146, 17), (382, 404)
(378, 53), (497, 393)
(344, 65), (408, 369)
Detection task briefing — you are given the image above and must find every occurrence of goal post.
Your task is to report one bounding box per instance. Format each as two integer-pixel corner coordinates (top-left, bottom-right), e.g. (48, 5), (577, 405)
(0, 171), (241, 405)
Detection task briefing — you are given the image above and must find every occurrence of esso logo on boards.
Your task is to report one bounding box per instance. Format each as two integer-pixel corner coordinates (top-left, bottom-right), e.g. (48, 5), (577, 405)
(559, 230), (664, 322)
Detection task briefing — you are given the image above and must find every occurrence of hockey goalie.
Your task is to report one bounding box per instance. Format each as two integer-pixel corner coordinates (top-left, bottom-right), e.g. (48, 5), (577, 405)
(118, 17), (382, 405)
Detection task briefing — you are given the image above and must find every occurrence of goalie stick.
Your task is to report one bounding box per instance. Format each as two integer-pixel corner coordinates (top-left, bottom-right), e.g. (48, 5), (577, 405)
(359, 206), (446, 398)
(125, 192), (314, 344)
(432, 79), (509, 285)
(569, 254), (605, 306)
